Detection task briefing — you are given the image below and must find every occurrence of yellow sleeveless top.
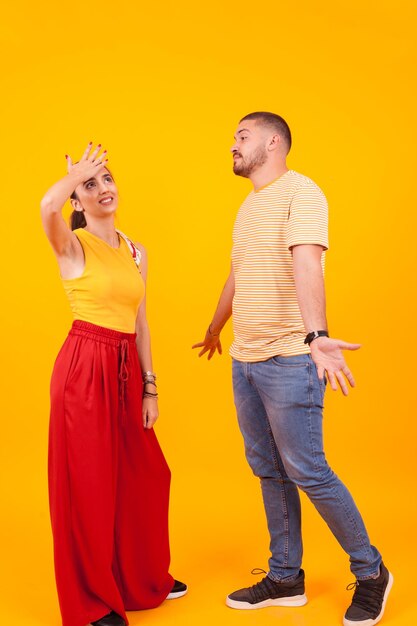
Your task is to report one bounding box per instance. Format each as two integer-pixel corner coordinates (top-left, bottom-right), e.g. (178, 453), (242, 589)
(62, 228), (145, 333)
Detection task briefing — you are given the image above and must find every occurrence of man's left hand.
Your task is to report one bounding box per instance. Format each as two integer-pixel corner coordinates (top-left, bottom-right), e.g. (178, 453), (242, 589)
(310, 336), (361, 396)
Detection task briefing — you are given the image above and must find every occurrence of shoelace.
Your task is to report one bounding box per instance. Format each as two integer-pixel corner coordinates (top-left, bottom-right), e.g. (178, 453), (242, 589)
(346, 578), (386, 614)
(248, 569), (278, 603)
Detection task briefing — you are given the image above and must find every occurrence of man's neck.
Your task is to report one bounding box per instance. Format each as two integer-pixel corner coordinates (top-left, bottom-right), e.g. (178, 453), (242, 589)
(250, 162), (289, 191)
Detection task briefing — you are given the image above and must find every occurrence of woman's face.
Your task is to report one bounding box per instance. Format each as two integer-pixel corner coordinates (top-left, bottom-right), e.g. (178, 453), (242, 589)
(72, 168), (118, 218)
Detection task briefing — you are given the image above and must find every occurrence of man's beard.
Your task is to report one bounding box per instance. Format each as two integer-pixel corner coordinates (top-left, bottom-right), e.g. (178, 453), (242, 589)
(233, 145), (268, 177)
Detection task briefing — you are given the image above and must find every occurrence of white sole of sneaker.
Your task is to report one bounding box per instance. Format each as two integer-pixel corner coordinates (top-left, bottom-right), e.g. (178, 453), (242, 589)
(226, 594), (308, 610)
(343, 572), (394, 626)
(166, 588), (188, 600)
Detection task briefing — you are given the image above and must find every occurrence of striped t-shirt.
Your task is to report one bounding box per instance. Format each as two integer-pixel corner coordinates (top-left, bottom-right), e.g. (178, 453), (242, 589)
(230, 169), (328, 362)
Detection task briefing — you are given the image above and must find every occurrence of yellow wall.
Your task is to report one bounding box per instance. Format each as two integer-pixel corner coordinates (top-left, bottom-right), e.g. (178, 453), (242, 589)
(1, 1), (416, 625)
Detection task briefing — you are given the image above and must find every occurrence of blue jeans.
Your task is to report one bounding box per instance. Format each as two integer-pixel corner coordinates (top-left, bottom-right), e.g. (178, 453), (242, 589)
(232, 354), (381, 581)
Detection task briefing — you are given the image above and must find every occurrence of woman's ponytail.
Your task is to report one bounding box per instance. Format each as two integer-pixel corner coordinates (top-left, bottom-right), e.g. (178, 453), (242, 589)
(70, 210), (87, 230)
(70, 190), (87, 230)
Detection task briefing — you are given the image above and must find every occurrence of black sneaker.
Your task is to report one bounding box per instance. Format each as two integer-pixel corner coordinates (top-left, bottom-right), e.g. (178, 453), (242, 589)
(166, 579), (188, 599)
(226, 569), (307, 610)
(344, 562), (393, 626)
(91, 611), (125, 626)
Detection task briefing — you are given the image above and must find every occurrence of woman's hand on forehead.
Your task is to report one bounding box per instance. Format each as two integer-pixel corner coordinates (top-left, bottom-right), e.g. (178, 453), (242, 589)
(66, 142), (108, 180)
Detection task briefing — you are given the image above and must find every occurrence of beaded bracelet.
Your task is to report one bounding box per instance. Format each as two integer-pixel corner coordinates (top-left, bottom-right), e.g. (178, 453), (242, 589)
(142, 370), (157, 382)
(143, 392), (159, 399)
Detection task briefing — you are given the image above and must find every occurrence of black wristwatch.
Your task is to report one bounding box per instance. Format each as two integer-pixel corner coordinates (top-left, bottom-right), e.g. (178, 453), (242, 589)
(304, 330), (329, 345)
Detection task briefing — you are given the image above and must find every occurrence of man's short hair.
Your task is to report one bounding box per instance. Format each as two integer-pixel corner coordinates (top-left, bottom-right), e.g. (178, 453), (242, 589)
(240, 111), (292, 153)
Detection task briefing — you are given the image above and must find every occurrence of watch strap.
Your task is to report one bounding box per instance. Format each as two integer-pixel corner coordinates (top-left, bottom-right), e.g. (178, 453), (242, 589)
(304, 330), (329, 345)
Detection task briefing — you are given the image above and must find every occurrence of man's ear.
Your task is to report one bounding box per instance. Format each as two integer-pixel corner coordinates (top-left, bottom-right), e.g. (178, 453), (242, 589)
(70, 198), (84, 212)
(267, 133), (282, 152)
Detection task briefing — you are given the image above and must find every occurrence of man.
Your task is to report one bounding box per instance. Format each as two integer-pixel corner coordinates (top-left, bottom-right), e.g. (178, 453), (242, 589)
(193, 112), (393, 626)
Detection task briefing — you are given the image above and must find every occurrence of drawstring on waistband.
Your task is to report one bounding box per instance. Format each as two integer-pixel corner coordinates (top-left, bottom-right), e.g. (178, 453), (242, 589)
(119, 339), (129, 424)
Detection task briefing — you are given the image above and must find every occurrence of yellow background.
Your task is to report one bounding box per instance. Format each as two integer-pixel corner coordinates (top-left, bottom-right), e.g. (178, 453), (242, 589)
(1, 1), (416, 625)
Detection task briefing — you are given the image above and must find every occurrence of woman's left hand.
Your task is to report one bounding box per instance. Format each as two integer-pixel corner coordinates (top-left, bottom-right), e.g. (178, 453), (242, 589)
(142, 397), (159, 429)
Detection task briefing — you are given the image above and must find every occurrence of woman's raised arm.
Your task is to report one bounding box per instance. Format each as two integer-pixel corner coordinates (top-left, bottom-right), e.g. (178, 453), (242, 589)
(40, 143), (107, 257)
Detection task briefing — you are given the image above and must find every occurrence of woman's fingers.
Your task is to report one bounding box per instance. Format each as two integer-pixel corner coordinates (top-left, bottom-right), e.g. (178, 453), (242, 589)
(68, 143), (109, 178)
(90, 143), (103, 161)
(143, 398), (159, 429)
(79, 142), (93, 161)
(144, 412), (158, 429)
(94, 151), (108, 166)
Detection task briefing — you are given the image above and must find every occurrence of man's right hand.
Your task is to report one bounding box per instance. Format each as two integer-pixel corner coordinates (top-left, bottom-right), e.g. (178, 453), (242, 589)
(192, 327), (222, 360)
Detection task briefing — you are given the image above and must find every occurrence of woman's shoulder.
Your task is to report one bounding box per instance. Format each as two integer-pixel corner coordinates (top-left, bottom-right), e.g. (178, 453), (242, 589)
(115, 229), (142, 253)
(132, 241), (148, 276)
(133, 241), (146, 257)
(115, 230), (146, 271)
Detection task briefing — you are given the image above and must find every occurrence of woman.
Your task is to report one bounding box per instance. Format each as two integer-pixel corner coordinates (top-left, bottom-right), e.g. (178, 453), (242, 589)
(41, 143), (186, 626)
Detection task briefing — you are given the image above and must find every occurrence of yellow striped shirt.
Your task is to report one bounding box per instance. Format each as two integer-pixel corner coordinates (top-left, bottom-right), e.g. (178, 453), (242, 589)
(230, 170), (328, 362)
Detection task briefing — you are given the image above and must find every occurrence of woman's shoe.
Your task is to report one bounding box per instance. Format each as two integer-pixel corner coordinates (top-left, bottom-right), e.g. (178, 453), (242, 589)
(167, 580), (188, 599)
(91, 611), (126, 626)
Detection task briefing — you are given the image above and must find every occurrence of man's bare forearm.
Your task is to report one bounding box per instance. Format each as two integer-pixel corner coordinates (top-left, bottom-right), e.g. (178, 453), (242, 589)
(292, 245), (328, 333)
(210, 266), (235, 334)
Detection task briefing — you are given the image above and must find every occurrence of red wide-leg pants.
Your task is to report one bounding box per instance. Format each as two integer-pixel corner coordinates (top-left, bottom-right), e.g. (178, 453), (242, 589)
(48, 321), (174, 626)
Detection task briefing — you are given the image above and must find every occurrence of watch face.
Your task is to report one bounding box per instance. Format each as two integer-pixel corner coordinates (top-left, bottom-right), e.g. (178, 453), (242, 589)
(305, 330), (328, 345)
